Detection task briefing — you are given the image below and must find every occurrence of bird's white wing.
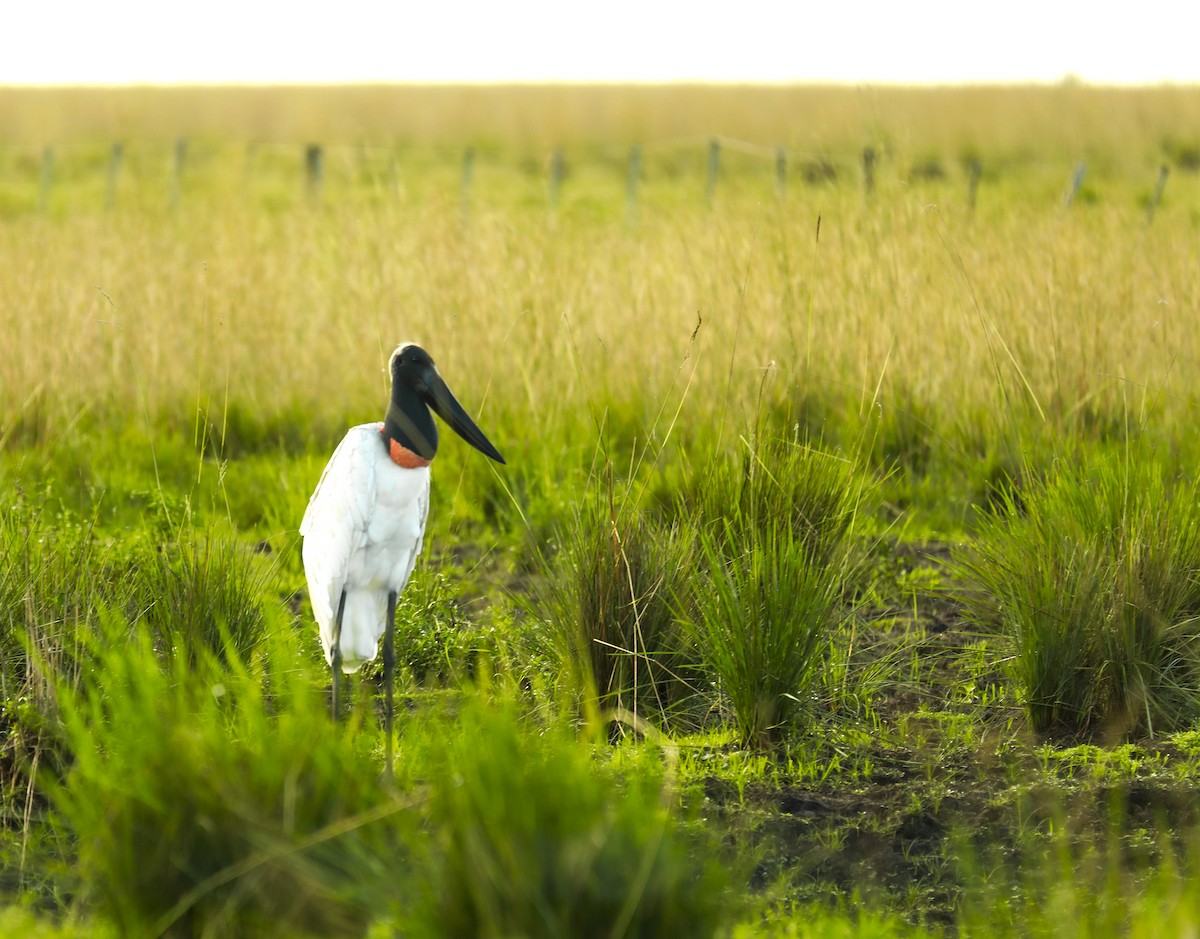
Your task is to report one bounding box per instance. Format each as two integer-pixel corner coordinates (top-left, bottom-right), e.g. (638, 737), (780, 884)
(301, 425), (380, 640)
(400, 473), (431, 590)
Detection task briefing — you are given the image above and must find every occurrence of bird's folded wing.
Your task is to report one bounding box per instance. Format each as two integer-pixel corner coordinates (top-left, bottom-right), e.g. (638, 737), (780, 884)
(300, 426), (379, 626)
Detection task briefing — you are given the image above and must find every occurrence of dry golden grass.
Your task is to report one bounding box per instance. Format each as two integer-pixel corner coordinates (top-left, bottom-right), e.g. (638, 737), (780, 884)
(1, 187), (1196, 448)
(3, 84), (1200, 163)
(0, 84), (1198, 468)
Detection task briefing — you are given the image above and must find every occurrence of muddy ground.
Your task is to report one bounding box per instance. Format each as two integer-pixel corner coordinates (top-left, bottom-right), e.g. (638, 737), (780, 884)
(697, 542), (1200, 929)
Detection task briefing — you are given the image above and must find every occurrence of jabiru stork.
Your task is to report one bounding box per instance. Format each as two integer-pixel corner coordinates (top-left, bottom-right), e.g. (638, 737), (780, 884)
(300, 342), (505, 771)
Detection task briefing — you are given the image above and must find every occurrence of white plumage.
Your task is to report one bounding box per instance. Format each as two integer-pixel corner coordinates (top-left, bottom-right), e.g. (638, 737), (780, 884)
(300, 423), (430, 673)
(299, 343), (504, 751)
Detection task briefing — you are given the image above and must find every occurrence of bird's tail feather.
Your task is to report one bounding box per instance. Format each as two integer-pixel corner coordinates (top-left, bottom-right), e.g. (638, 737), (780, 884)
(321, 589), (388, 674)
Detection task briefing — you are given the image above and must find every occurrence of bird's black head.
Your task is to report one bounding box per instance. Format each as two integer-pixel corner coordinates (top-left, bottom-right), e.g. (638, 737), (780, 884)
(389, 342), (435, 391)
(384, 342), (505, 465)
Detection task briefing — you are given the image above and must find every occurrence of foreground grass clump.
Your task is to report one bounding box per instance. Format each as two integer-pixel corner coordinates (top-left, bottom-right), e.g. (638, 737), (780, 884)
(958, 456), (1200, 738)
(681, 518), (840, 749)
(957, 809), (1200, 939)
(47, 605), (739, 938)
(410, 697), (738, 939)
(0, 497), (276, 832)
(52, 630), (415, 938)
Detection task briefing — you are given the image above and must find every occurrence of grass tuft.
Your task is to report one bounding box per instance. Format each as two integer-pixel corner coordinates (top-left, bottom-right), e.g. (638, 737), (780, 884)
(677, 436), (875, 747)
(51, 627), (415, 938)
(411, 696), (739, 938)
(125, 532), (271, 667)
(534, 472), (698, 729)
(957, 455), (1200, 738)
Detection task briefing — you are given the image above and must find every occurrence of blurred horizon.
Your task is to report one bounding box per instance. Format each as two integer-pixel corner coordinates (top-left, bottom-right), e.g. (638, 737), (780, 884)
(5, 84), (1198, 153)
(5, 78), (1200, 89)
(4, 0), (1199, 87)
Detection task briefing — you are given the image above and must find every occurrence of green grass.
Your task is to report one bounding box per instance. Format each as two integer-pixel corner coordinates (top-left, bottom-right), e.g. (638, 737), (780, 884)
(5, 84), (1200, 936)
(683, 517), (843, 747)
(957, 455), (1200, 739)
(410, 696), (738, 938)
(51, 626), (411, 937)
(533, 471), (699, 728)
(673, 435), (875, 747)
(0, 496), (101, 707)
(45, 623), (739, 937)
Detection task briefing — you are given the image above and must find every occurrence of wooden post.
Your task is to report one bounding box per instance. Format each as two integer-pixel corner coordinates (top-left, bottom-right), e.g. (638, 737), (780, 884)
(775, 147), (787, 199)
(626, 145), (641, 222)
(967, 159), (982, 213)
(1146, 164), (1169, 223)
(305, 144), (324, 203)
(460, 147), (475, 219)
(1064, 162), (1086, 206)
(38, 146), (53, 213)
(170, 137), (187, 208)
(548, 147), (564, 211)
(706, 137), (720, 206)
(862, 147), (876, 196)
(105, 142), (123, 211)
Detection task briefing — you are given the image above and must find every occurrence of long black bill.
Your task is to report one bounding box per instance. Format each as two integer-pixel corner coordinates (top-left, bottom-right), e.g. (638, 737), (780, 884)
(423, 369), (506, 464)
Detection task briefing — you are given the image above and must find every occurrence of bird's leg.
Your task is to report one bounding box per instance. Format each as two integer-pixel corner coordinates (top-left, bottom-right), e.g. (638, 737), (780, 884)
(383, 590), (397, 781)
(331, 590), (346, 721)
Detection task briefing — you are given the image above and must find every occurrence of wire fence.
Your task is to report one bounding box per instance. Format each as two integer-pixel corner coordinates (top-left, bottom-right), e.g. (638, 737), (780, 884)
(0, 135), (1190, 221)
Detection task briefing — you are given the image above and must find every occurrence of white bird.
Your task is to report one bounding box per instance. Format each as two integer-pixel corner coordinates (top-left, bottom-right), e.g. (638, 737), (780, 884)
(300, 342), (505, 766)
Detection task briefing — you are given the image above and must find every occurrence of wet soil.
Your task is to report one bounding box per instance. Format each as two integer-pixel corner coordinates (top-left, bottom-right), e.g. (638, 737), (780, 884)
(692, 540), (1200, 930)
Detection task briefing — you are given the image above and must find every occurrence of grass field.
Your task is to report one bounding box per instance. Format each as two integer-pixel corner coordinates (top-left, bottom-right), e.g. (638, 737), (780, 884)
(4, 83), (1200, 936)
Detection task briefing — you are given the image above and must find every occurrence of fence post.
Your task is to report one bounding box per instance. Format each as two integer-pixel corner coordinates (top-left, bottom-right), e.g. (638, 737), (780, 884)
(548, 147), (564, 211)
(305, 144), (323, 203)
(706, 138), (720, 206)
(460, 147), (475, 219)
(170, 137), (187, 208)
(862, 146), (876, 196)
(105, 142), (123, 211)
(1146, 164), (1169, 223)
(775, 147), (787, 199)
(1064, 162), (1086, 206)
(966, 159), (982, 213)
(626, 145), (641, 221)
(38, 146), (54, 213)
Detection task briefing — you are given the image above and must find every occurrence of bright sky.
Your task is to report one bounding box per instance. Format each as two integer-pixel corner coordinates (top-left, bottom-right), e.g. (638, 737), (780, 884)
(3, 0), (1198, 85)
